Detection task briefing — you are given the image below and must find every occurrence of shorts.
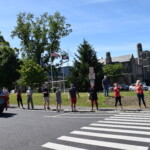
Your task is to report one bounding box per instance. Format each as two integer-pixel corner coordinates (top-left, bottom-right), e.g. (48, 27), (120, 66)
(70, 98), (77, 104)
(56, 98), (62, 104)
(44, 97), (50, 103)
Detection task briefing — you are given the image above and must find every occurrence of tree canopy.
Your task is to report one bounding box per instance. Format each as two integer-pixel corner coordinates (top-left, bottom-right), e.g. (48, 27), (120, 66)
(11, 12), (72, 66)
(103, 63), (124, 76)
(68, 40), (103, 91)
(0, 34), (20, 89)
(18, 59), (47, 87)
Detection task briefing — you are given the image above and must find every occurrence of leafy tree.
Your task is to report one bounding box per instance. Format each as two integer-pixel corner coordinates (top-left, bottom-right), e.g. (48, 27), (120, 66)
(0, 34), (20, 89)
(68, 40), (103, 92)
(103, 63), (124, 76)
(11, 12), (72, 67)
(18, 59), (47, 87)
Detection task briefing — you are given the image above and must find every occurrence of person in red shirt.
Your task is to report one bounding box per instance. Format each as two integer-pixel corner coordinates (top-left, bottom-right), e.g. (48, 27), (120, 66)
(135, 80), (147, 109)
(113, 83), (123, 110)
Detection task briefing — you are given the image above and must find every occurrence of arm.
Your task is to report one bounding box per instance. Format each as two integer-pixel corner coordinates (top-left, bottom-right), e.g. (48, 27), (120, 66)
(68, 90), (71, 99)
(136, 85), (140, 90)
(77, 91), (80, 98)
(102, 80), (104, 88)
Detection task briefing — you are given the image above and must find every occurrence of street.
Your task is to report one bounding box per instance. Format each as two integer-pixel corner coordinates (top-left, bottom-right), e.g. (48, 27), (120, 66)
(0, 107), (150, 150)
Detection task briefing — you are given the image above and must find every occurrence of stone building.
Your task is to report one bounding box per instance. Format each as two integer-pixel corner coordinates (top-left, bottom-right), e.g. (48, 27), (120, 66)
(99, 43), (150, 85)
(137, 43), (150, 84)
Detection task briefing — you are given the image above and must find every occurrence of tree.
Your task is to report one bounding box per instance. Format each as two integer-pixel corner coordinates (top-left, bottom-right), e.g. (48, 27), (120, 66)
(11, 12), (72, 67)
(103, 63), (124, 76)
(103, 63), (125, 83)
(0, 34), (20, 89)
(68, 40), (103, 92)
(18, 59), (47, 87)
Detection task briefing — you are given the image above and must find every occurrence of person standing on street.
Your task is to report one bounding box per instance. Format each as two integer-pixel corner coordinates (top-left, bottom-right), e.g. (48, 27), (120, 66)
(42, 86), (50, 110)
(16, 89), (24, 109)
(135, 80), (147, 109)
(56, 87), (62, 112)
(102, 75), (109, 97)
(88, 82), (99, 111)
(26, 87), (34, 109)
(68, 84), (79, 112)
(113, 83), (123, 110)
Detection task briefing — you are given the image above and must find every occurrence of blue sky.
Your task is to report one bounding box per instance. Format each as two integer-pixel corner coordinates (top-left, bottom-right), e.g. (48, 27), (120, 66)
(0, 0), (150, 66)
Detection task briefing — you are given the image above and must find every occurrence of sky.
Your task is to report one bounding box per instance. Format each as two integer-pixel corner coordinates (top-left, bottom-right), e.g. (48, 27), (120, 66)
(0, 0), (150, 66)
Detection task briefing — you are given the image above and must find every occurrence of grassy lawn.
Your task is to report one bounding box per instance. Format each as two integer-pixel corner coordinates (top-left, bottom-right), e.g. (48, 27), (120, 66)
(9, 91), (150, 108)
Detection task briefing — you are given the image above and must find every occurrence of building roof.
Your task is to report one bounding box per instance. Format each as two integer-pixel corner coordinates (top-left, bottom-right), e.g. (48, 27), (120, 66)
(112, 54), (133, 63)
(99, 54), (133, 64)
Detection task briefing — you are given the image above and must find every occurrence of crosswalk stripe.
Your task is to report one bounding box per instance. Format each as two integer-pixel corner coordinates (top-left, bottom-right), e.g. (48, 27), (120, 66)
(109, 117), (150, 120)
(98, 120), (150, 126)
(105, 118), (150, 122)
(66, 114), (113, 116)
(81, 126), (150, 135)
(58, 136), (148, 150)
(90, 123), (150, 130)
(71, 130), (150, 143)
(41, 142), (87, 150)
(114, 114), (150, 117)
(118, 113), (150, 115)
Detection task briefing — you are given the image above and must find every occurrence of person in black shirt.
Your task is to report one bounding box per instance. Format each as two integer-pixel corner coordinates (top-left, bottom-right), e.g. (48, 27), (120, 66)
(68, 84), (79, 112)
(88, 82), (99, 111)
(42, 86), (50, 110)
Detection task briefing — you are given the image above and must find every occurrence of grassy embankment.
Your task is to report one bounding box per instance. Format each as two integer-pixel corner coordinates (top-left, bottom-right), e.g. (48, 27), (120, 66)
(9, 91), (150, 108)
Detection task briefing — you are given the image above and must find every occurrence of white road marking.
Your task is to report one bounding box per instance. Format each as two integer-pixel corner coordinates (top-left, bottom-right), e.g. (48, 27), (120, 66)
(44, 112), (72, 118)
(98, 120), (150, 126)
(109, 116), (150, 119)
(41, 142), (87, 150)
(71, 130), (150, 143)
(46, 117), (106, 119)
(90, 123), (150, 130)
(105, 118), (150, 122)
(81, 126), (150, 135)
(119, 113), (150, 115)
(58, 136), (148, 150)
(114, 114), (150, 117)
(65, 114), (113, 116)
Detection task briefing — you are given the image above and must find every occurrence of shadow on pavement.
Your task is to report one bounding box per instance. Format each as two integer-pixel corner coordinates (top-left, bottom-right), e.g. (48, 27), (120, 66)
(0, 112), (17, 118)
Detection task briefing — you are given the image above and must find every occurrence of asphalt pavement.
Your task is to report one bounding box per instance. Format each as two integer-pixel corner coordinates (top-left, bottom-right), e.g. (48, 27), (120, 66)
(0, 106), (150, 150)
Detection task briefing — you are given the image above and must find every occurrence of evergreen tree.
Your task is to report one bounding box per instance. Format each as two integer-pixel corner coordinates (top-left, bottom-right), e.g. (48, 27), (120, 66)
(68, 40), (103, 92)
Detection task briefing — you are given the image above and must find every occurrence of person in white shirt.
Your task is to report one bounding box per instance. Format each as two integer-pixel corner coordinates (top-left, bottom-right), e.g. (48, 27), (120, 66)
(26, 87), (34, 109)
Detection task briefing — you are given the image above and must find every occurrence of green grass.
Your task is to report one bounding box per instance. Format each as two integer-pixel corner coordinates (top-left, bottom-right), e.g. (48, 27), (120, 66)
(9, 91), (150, 108)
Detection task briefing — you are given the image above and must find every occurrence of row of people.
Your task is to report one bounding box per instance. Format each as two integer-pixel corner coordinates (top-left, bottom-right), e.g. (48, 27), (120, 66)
(4, 78), (148, 111)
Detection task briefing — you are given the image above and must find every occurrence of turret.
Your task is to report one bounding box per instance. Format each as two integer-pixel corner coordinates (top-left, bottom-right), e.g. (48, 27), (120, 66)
(137, 43), (143, 64)
(106, 52), (112, 64)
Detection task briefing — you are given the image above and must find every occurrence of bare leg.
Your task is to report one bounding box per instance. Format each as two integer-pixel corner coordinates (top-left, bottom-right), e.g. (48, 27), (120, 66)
(71, 103), (73, 111)
(91, 101), (94, 111)
(95, 100), (98, 110)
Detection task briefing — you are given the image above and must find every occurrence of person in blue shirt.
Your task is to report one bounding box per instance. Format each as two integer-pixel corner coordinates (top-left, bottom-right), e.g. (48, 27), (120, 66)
(102, 75), (109, 97)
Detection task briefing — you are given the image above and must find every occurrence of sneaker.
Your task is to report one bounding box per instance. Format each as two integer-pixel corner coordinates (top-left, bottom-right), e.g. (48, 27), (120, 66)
(47, 107), (50, 110)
